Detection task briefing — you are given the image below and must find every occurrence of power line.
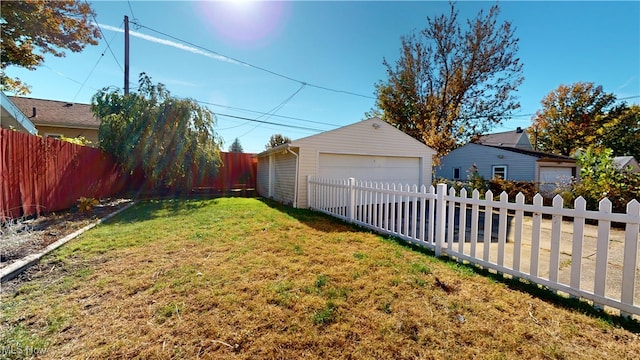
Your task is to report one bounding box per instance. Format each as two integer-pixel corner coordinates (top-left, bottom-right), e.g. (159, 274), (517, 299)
(128, 20), (376, 100)
(72, 21), (123, 102)
(85, 0), (123, 72)
(195, 100), (342, 127)
(234, 83), (307, 138)
(42, 65), (100, 93)
(127, 0), (137, 21)
(216, 112), (325, 133)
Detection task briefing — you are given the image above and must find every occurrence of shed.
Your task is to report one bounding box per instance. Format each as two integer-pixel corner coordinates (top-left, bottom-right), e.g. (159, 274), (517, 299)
(256, 118), (437, 208)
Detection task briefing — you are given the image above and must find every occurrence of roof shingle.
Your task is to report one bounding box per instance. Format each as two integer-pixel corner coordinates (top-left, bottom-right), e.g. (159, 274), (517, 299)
(8, 96), (99, 129)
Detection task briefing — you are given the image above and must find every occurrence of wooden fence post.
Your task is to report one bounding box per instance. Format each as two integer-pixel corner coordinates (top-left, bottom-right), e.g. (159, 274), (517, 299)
(435, 183), (447, 257)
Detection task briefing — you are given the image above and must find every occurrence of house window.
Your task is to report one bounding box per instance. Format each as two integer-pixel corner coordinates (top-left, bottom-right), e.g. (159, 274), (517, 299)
(45, 133), (62, 139)
(453, 167), (461, 180)
(492, 165), (507, 179)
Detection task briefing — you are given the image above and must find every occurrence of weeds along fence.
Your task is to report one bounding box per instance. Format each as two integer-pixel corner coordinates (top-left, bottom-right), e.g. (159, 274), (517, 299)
(307, 176), (640, 318)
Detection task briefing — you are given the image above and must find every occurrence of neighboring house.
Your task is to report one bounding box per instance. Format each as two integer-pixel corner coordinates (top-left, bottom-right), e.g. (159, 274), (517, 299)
(440, 128), (577, 193)
(8, 96), (100, 145)
(614, 156), (640, 173)
(256, 118), (437, 208)
(473, 127), (533, 150)
(0, 92), (37, 134)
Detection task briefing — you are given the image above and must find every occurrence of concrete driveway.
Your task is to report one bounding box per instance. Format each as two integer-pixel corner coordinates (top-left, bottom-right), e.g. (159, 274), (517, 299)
(447, 215), (640, 308)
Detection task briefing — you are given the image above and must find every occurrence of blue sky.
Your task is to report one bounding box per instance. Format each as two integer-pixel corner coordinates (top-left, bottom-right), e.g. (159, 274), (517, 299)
(5, 1), (639, 153)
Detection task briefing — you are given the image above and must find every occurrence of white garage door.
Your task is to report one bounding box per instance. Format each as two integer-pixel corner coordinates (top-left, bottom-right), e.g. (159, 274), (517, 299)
(318, 153), (420, 185)
(539, 167), (573, 185)
(539, 167), (573, 194)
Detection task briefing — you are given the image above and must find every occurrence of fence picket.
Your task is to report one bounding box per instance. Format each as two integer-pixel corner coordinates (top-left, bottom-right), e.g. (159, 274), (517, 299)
(513, 193), (525, 271)
(447, 188), (456, 251)
(549, 196), (564, 283)
(483, 190), (494, 263)
(400, 184), (410, 237)
(419, 186), (427, 243)
(498, 192), (508, 267)
(397, 185), (404, 236)
(411, 185), (418, 239)
(594, 198), (612, 308)
(435, 184), (447, 256)
(530, 194), (543, 278)
(428, 186), (436, 244)
(621, 200), (640, 317)
(470, 190), (480, 258)
(458, 188), (468, 256)
(570, 197), (587, 291)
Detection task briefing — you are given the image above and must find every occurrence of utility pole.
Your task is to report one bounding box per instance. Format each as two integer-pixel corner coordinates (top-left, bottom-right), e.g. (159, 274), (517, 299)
(124, 15), (130, 95)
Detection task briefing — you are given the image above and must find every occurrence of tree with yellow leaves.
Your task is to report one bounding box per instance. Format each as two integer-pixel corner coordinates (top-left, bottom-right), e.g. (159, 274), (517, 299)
(529, 82), (616, 156)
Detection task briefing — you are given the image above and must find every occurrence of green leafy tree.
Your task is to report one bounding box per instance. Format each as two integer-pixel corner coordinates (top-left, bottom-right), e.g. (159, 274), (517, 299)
(561, 147), (640, 211)
(598, 104), (640, 160)
(92, 73), (222, 191)
(265, 134), (292, 149)
(1, 0), (100, 94)
(529, 82), (616, 155)
(375, 2), (523, 161)
(229, 138), (244, 153)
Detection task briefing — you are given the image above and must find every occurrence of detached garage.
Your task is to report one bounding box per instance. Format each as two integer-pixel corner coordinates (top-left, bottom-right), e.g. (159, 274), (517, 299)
(256, 118), (436, 208)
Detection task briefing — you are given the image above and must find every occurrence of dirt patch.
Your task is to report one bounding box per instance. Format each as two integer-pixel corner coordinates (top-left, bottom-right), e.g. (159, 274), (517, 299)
(0, 198), (132, 270)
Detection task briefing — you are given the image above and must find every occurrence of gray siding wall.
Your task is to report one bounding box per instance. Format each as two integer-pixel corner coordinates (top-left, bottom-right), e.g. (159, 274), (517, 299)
(256, 156), (269, 197)
(272, 151), (297, 206)
(438, 143), (536, 181)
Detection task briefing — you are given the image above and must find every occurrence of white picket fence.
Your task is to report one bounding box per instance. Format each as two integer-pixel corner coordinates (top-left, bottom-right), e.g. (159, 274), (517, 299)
(307, 176), (640, 318)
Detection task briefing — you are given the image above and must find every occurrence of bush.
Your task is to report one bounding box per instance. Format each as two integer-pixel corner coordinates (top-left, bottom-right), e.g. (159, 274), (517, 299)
(562, 147), (640, 212)
(77, 197), (99, 213)
(488, 178), (538, 203)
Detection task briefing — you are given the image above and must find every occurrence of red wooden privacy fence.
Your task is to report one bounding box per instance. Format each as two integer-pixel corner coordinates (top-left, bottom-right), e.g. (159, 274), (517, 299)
(1, 129), (132, 220)
(190, 152), (257, 194)
(1, 129), (257, 220)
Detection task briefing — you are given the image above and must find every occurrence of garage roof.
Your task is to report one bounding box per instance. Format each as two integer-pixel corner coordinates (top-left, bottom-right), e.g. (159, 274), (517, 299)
(258, 118), (435, 157)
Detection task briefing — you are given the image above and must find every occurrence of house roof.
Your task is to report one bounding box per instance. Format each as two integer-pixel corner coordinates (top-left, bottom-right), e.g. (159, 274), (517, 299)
(257, 117), (437, 157)
(475, 127), (528, 147)
(614, 156), (639, 171)
(481, 144), (575, 162)
(1, 93), (37, 134)
(8, 96), (99, 129)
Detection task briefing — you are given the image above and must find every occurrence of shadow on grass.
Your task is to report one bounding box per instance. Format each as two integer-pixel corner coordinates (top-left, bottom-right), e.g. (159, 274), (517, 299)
(258, 197), (355, 233)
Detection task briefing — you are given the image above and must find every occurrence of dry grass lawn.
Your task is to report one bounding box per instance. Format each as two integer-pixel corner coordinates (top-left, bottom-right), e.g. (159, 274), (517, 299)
(1, 197), (639, 359)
